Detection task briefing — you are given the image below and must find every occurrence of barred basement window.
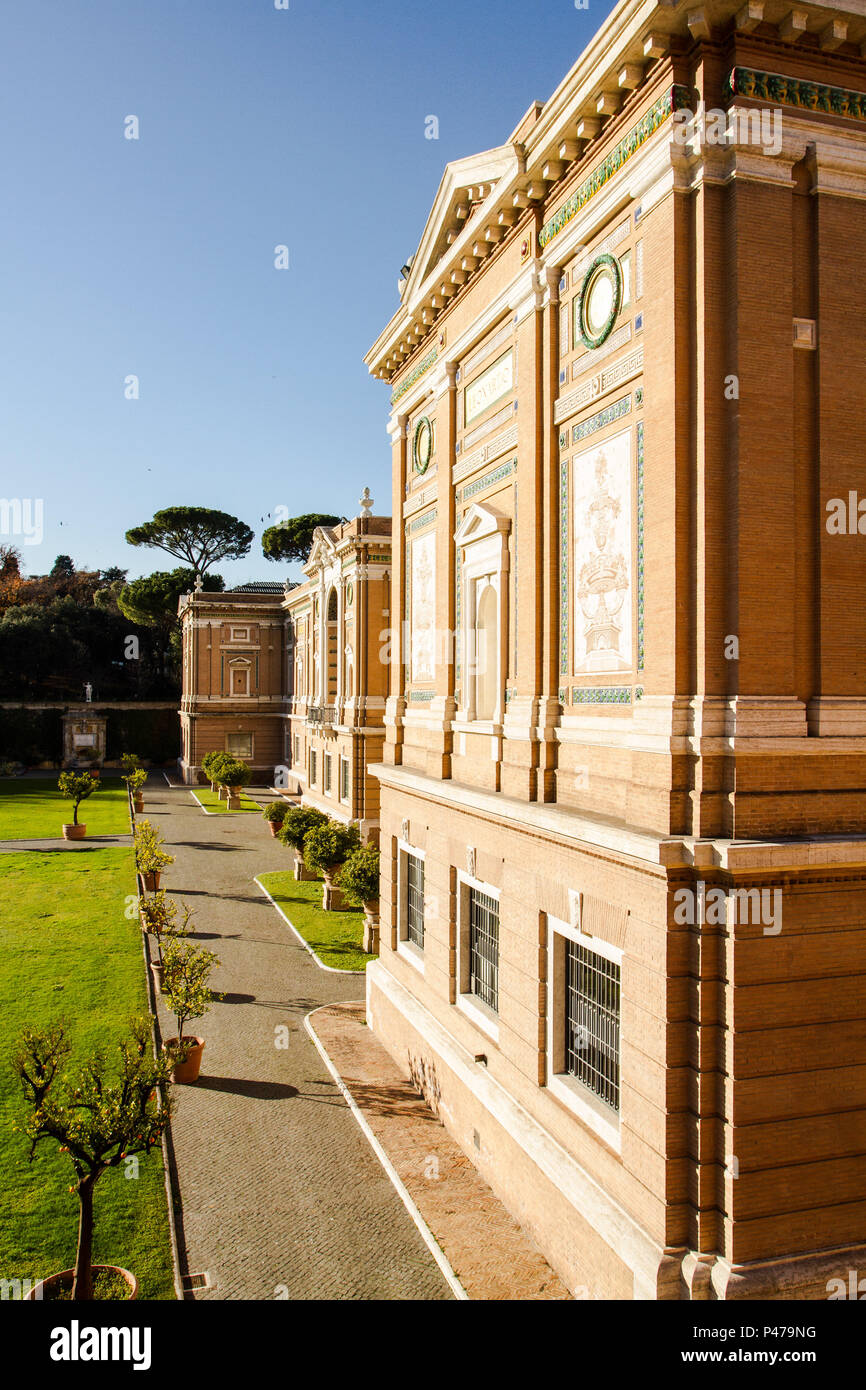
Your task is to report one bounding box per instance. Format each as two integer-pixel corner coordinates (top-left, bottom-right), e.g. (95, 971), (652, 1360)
(469, 887), (499, 1012)
(405, 853), (425, 950)
(565, 939), (620, 1112)
(226, 732), (252, 759)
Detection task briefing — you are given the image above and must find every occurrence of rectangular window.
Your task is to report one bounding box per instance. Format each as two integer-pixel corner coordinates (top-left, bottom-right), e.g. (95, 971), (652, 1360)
(323, 753), (332, 793)
(340, 757), (349, 801)
(226, 732), (252, 759)
(468, 887), (499, 1012)
(564, 939), (620, 1111)
(309, 750), (317, 785)
(405, 853), (425, 950)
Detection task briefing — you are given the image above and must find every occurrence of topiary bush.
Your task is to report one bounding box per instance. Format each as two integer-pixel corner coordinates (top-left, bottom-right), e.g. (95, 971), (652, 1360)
(302, 820), (361, 878)
(277, 804), (328, 854)
(337, 844), (380, 908)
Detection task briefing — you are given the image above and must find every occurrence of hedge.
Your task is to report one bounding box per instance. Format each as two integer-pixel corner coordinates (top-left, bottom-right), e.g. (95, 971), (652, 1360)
(0, 706), (179, 767)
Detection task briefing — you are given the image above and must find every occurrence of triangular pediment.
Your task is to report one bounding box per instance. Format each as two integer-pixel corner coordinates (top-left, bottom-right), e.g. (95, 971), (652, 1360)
(454, 501), (510, 548)
(403, 144), (520, 306)
(304, 527), (338, 573)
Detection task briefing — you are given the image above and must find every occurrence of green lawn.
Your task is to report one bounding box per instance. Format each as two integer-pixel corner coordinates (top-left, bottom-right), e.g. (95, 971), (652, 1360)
(192, 789), (259, 814)
(0, 848), (176, 1299)
(0, 778), (131, 841)
(257, 871), (376, 971)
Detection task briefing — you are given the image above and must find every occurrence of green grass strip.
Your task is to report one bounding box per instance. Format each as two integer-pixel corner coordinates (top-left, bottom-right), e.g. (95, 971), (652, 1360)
(192, 789), (259, 814)
(0, 847), (175, 1299)
(258, 871), (375, 972)
(0, 778), (131, 841)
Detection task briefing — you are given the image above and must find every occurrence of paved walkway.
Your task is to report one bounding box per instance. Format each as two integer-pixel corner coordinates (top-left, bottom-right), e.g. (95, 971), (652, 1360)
(144, 779), (451, 1300)
(309, 1002), (570, 1301)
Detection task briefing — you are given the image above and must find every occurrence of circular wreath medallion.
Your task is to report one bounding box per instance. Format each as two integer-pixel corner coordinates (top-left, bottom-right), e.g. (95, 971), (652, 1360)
(577, 253), (622, 350)
(346, 582), (354, 607)
(412, 416), (433, 474)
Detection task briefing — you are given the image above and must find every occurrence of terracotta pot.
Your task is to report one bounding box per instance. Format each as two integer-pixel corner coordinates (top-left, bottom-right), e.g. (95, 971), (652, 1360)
(142, 871), (161, 891)
(62, 823), (86, 840)
(26, 1265), (138, 1301)
(133, 794), (144, 813)
(151, 962), (164, 996)
(268, 820), (280, 836)
(164, 1037), (205, 1084)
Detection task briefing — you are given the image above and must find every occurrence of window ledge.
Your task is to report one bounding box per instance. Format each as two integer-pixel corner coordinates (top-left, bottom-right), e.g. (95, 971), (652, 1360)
(456, 991), (499, 1043)
(396, 938), (425, 974)
(547, 1071), (621, 1152)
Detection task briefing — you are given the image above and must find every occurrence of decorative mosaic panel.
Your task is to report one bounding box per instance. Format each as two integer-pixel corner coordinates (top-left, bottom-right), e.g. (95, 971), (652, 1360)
(573, 427), (633, 675)
(539, 86), (691, 249)
(637, 421), (645, 672)
(571, 686), (632, 704)
(728, 67), (866, 120)
(407, 508), (438, 534)
(560, 454), (569, 676)
(461, 458), (516, 503)
(572, 395), (631, 445)
(410, 531), (436, 683)
(391, 348), (438, 406)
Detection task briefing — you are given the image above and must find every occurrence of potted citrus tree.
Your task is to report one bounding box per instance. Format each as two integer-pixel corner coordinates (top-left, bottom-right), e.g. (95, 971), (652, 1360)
(161, 939), (221, 1084)
(139, 891), (192, 994)
(338, 844), (381, 952)
(277, 805), (328, 880)
(303, 820), (361, 910)
(57, 771), (98, 841)
(262, 800), (289, 837)
(209, 752), (236, 799)
(14, 1018), (173, 1301)
(201, 751), (227, 792)
(134, 819), (174, 891)
(124, 766), (147, 815)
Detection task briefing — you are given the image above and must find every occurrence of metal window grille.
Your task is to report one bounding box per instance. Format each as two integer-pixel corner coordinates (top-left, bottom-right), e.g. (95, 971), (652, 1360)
(468, 888), (499, 1011)
(340, 758), (349, 800)
(565, 940), (620, 1112)
(324, 754), (331, 792)
(405, 853), (425, 949)
(309, 751), (316, 784)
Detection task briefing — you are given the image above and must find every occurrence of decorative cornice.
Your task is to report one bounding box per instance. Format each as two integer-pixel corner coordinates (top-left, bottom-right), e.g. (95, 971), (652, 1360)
(729, 67), (866, 122)
(391, 348), (438, 406)
(539, 86), (691, 250)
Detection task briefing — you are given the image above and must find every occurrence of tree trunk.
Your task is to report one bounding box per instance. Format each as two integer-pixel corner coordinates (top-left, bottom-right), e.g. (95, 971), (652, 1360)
(73, 802), (79, 826)
(73, 1177), (96, 1300)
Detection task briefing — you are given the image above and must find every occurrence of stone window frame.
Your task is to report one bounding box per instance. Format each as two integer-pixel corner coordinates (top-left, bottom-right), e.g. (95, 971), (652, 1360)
(395, 837), (425, 974)
(453, 503), (511, 729)
(226, 731), (253, 760)
(545, 911), (622, 1152)
(454, 867), (500, 1044)
(227, 658), (252, 697)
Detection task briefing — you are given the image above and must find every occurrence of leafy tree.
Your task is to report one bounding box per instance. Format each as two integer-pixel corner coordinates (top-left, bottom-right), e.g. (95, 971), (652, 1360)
(338, 845), (381, 907)
(51, 555), (76, 578)
(58, 771), (98, 825)
(117, 567), (223, 629)
(261, 513), (341, 565)
(277, 804), (328, 853)
(13, 1019), (173, 1301)
(162, 940), (221, 1050)
(125, 507), (253, 578)
(303, 820), (361, 877)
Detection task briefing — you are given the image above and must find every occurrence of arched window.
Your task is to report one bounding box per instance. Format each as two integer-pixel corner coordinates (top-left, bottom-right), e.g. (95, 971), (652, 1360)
(326, 588), (338, 703)
(454, 503), (511, 725)
(474, 581), (498, 721)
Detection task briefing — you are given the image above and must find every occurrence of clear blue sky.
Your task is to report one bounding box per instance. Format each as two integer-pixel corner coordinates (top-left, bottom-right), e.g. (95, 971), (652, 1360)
(0, 0), (611, 586)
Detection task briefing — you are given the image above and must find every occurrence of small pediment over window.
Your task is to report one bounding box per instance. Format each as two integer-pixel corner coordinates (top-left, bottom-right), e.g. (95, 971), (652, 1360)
(454, 501), (511, 548)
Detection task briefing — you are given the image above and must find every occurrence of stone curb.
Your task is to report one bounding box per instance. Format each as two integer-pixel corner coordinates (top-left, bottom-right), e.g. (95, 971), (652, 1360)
(254, 874), (365, 976)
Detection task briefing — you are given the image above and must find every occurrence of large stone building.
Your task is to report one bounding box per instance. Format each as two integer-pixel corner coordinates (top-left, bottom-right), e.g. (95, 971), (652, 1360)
(178, 509), (392, 844)
(363, 0), (866, 1298)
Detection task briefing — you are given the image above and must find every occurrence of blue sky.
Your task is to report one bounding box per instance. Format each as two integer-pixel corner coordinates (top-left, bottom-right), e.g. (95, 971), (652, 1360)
(0, 0), (610, 586)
